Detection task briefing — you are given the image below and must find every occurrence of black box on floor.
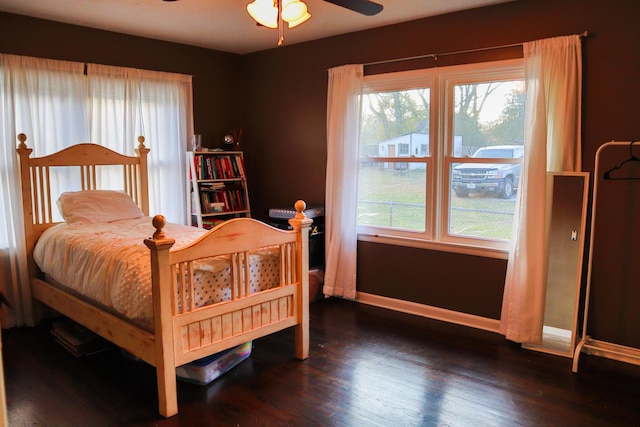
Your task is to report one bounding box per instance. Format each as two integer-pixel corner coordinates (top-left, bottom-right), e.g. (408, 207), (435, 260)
(268, 206), (325, 269)
(268, 220), (324, 269)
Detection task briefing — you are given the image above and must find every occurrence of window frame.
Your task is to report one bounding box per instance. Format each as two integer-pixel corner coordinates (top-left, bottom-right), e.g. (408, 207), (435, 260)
(357, 59), (524, 259)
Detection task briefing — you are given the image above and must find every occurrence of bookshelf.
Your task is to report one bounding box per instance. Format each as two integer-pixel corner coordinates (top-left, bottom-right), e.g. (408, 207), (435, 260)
(187, 150), (251, 229)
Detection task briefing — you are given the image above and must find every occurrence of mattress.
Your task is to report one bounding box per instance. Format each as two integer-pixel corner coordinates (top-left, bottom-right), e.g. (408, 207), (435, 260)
(33, 217), (281, 325)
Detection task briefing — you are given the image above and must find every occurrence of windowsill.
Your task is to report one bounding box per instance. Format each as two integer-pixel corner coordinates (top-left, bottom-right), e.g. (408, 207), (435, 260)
(357, 233), (509, 260)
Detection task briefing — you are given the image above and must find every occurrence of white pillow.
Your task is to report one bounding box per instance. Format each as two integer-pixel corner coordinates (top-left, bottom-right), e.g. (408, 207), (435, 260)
(57, 190), (145, 225)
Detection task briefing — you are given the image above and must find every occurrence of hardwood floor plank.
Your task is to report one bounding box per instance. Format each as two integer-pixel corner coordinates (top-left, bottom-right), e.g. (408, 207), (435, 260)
(3, 298), (640, 426)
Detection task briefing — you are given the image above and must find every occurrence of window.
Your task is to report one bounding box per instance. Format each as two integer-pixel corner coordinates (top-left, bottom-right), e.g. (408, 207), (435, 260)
(357, 59), (525, 255)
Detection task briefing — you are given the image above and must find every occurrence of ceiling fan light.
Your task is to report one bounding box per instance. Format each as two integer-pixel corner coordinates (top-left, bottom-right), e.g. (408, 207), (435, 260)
(281, 0), (308, 23)
(247, 0), (278, 29)
(287, 11), (311, 28)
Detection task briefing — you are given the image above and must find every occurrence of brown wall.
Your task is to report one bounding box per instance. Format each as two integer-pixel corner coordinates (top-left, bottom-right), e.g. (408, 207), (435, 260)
(241, 0), (640, 347)
(2, 0), (640, 345)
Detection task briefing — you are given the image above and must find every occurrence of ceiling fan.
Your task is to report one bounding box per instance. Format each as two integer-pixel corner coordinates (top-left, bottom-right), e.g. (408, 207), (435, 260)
(245, 0), (383, 46)
(164, 0), (383, 16)
(324, 0), (383, 16)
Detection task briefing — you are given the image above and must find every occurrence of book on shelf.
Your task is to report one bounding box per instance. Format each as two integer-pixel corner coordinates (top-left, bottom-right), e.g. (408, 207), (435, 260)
(200, 182), (225, 189)
(195, 153), (246, 180)
(236, 156), (245, 177)
(198, 188), (246, 213)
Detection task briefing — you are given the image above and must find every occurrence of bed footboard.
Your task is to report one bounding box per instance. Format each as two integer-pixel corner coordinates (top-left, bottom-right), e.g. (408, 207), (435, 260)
(144, 202), (312, 417)
(173, 286), (299, 365)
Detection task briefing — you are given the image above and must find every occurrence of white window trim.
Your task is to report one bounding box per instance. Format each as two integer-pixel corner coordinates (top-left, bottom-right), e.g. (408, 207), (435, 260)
(358, 58), (524, 258)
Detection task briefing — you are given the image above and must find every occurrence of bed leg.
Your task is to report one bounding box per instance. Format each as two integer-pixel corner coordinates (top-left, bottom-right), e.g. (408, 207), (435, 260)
(295, 323), (309, 360)
(157, 366), (178, 418)
(295, 233), (310, 360)
(145, 225), (178, 417)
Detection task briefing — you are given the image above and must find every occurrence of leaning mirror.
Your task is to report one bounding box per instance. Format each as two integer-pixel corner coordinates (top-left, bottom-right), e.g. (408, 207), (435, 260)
(525, 172), (589, 357)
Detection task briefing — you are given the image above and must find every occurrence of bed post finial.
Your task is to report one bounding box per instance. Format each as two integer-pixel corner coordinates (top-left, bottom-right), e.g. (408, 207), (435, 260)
(17, 133), (27, 149)
(294, 200), (307, 218)
(152, 215), (166, 239)
(137, 135), (146, 150)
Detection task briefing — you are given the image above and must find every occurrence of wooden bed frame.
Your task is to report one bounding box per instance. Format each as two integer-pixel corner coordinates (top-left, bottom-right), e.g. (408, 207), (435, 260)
(16, 133), (311, 418)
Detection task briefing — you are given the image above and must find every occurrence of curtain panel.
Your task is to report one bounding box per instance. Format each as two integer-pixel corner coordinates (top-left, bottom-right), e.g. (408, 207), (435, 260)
(87, 63), (193, 223)
(324, 64), (363, 299)
(0, 53), (193, 327)
(500, 35), (583, 344)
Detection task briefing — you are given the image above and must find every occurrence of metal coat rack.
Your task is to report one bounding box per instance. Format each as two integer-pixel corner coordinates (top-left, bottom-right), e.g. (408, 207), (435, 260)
(573, 140), (640, 372)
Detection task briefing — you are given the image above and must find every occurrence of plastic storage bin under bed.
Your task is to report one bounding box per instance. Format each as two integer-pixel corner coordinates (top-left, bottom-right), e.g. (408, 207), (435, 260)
(176, 341), (252, 385)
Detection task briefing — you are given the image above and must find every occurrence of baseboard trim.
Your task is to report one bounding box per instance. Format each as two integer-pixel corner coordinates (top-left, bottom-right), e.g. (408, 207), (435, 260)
(356, 292), (501, 334)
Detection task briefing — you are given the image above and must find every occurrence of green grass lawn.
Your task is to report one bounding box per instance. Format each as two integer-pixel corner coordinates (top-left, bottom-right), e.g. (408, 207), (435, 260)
(357, 165), (515, 239)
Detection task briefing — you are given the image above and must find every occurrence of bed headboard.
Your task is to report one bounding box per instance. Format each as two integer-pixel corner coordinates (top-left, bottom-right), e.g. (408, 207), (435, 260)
(16, 133), (150, 271)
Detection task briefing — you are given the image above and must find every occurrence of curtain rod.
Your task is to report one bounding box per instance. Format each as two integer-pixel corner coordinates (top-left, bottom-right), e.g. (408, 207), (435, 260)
(364, 31), (589, 67)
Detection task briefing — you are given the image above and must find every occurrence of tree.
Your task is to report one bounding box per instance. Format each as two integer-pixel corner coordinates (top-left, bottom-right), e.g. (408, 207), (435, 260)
(483, 89), (526, 145)
(361, 90), (428, 144)
(454, 83), (502, 151)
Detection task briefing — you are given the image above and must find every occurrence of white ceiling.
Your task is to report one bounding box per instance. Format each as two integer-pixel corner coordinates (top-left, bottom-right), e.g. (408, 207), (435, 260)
(0, 0), (512, 55)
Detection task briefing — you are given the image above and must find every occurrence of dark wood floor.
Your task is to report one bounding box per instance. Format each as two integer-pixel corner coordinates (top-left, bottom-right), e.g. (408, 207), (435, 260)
(4, 297), (640, 426)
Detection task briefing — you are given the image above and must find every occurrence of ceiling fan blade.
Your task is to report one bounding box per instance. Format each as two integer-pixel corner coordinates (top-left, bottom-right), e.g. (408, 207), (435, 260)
(324, 0), (384, 16)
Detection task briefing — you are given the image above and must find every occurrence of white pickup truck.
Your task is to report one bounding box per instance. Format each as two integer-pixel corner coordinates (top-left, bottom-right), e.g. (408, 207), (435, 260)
(451, 145), (523, 199)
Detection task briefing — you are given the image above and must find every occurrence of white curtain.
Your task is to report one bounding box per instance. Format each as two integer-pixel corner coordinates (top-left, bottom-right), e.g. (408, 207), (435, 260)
(87, 64), (193, 223)
(0, 55), (87, 327)
(500, 35), (582, 343)
(0, 54), (193, 327)
(323, 64), (363, 299)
